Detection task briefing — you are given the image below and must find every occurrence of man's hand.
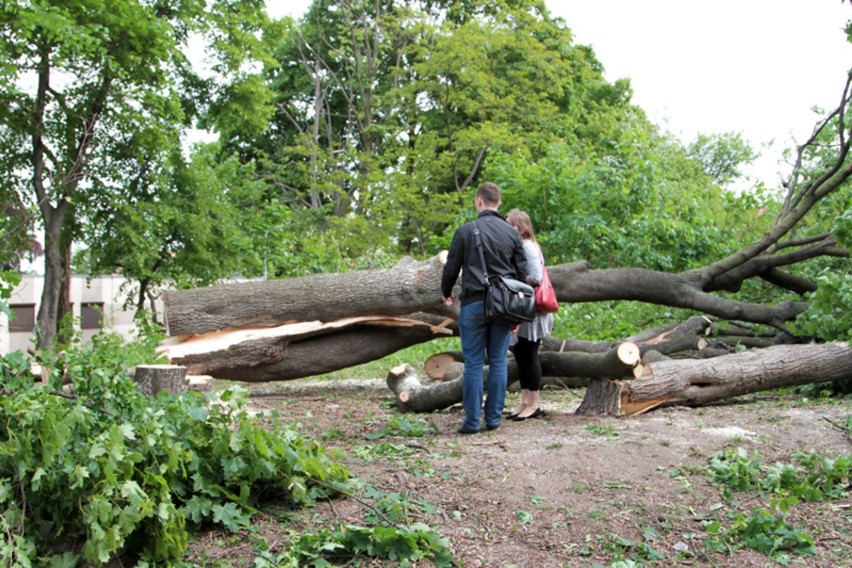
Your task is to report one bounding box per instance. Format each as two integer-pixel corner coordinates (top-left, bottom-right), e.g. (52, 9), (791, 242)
(442, 295), (454, 306)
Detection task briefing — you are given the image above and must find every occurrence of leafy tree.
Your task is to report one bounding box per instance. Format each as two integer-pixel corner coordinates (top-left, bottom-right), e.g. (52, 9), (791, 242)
(77, 143), (288, 316)
(781, 101), (852, 342)
(252, 0), (635, 271)
(688, 131), (759, 187)
(0, 0), (272, 347)
(488, 120), (769, 272)
(0, 189), (40, 271)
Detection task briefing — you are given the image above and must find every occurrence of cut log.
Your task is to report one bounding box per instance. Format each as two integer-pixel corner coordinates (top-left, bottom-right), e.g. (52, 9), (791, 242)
(388, 361), (589, 412)
(441, 361), (465, 382)
(425, 351), (465, 380)
(387, 364), (463, 413)
(583, 342), (852, 416)
(134, 365), (187, 396)
(163, 253), (454, 337)
(428, 342), (640, 381)
(540, 342), (640, 378)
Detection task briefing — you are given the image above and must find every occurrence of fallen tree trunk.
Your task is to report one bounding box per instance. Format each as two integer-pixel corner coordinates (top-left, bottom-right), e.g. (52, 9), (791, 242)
(163, 254), (454, 337)
(157, 317), (452, 381)
(583, 342), (852, 416)
(389, 343), (852, 416)
(157, 246), (835, 384)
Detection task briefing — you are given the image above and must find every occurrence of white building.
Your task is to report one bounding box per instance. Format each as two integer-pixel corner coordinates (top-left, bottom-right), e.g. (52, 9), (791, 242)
(1, 275), (160, 355)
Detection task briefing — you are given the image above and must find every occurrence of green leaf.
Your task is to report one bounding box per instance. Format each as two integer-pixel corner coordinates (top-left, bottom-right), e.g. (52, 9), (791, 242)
(212, 502), (252, 532)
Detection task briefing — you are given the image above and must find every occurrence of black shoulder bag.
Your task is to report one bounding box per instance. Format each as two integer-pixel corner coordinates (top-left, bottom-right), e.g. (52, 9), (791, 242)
(473, 222), (536, 325)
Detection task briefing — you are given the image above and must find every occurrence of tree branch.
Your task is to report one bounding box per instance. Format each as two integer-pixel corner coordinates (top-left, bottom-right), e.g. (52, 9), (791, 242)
(696, 75), (852, 285)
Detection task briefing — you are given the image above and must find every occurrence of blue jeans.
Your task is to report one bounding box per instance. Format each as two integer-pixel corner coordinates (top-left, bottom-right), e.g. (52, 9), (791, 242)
(459, 300), (512, 430)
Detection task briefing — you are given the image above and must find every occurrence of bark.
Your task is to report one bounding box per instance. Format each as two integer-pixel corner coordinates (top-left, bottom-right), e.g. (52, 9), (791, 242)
(37, 213), (64, 348)
(163, 254), (454, 337)
(584, 342), (852, 417)
(576, 380), (622, 416)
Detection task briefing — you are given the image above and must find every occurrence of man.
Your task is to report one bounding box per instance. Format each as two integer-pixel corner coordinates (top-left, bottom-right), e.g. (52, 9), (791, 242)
(441, 182), (528, 434)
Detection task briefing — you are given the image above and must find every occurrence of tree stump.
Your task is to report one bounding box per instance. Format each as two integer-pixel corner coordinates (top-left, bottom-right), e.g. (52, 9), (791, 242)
(576, 379), (623, 416)
(134, 365), (188, 396)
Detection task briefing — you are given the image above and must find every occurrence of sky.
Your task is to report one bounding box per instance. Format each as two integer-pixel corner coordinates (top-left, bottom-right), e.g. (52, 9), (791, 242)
(270, 0), (852, 187)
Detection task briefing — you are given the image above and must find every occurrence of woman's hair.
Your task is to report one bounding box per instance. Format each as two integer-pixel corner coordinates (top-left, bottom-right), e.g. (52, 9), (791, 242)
(505, 209), (537, 242)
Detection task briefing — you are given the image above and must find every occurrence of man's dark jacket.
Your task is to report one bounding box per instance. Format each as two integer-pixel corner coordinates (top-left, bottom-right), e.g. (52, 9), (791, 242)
(441, 209), (528, 306)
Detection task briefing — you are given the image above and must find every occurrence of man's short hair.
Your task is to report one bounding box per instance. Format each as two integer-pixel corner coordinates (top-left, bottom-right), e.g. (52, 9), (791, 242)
(476, 182), (501, 207)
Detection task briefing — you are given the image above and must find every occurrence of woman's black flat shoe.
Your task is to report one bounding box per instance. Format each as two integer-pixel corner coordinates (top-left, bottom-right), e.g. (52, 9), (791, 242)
(512, 408), (545, 421)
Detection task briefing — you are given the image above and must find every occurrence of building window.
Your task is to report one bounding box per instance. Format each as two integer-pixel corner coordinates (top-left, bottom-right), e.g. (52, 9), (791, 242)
(8, 304), (35, 333)
(81, 303), (104, 330)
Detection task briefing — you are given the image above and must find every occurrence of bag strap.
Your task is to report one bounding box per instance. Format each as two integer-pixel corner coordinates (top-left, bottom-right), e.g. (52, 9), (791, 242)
(472, 221), (490, 284)
(537, 246), (548, 279)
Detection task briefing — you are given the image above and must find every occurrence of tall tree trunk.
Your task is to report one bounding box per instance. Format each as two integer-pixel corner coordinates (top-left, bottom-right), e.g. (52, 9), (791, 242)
(56, 241), (74, 345)
(36, 207), (74, 349)
(32, 45), (110, 349)
(36, 209), (64, 348)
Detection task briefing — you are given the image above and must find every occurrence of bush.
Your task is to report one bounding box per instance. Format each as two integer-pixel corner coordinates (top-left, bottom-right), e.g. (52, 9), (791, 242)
(0, 331), (350, 565)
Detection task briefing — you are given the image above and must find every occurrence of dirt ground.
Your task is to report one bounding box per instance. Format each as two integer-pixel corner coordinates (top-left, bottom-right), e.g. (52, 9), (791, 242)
(186, 377), (852, 567)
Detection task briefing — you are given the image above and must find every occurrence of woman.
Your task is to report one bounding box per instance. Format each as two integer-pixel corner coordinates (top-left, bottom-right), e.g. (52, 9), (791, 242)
(505, 209), (554, 421)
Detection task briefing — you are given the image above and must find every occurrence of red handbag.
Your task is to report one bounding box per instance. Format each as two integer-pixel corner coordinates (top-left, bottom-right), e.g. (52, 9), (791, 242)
(535, 266), (559, 313)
